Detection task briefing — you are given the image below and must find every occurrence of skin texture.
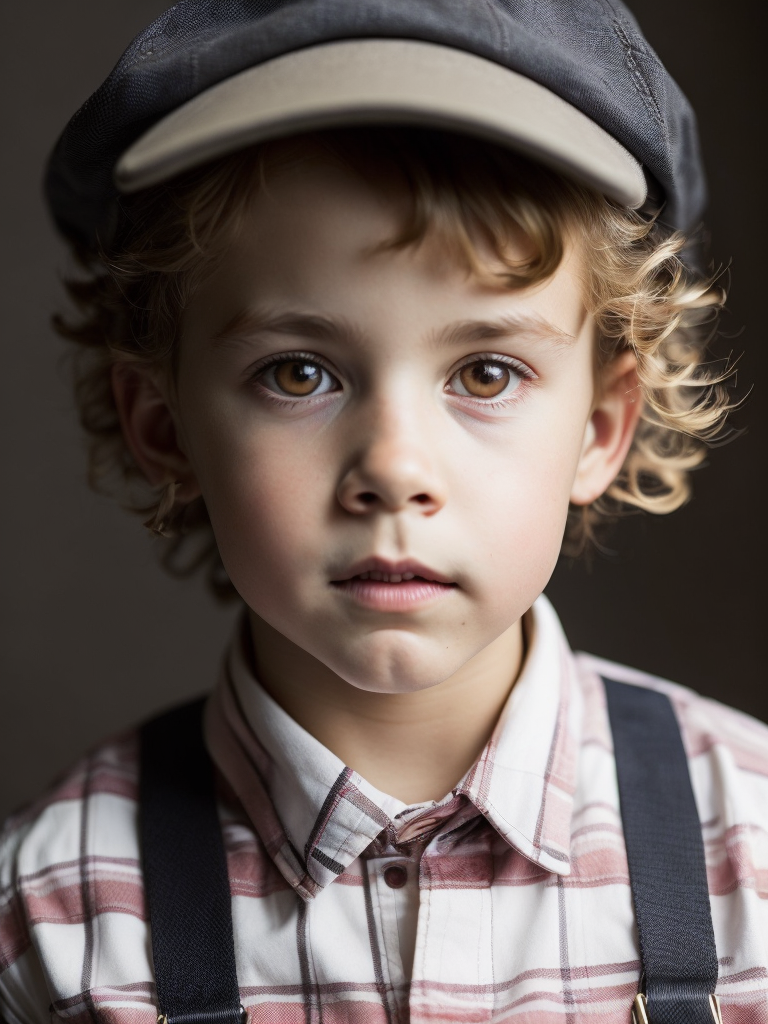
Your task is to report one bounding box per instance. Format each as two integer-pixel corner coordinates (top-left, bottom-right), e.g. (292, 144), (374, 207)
(114, 153), (641, 803)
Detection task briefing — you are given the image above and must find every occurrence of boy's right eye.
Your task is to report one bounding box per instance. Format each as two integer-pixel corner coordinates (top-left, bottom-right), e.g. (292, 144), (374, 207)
(252, 356), (340, 399)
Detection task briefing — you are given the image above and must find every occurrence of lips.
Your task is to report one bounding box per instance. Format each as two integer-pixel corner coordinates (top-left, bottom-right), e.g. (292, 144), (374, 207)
(331, 557), (456, 587)
(329, 557), (457, 612)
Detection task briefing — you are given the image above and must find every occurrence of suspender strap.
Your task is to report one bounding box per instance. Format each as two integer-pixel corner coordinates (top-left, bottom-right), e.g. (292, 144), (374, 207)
(603, 678), (720, 1024)
(139, 699), (243, 1024)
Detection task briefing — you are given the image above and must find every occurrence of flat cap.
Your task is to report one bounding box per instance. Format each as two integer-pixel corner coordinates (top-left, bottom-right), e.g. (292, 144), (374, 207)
(45, 0), (706, 248)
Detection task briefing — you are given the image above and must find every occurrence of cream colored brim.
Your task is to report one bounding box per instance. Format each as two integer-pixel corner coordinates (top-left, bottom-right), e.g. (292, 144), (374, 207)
(115, 38), (647, 208)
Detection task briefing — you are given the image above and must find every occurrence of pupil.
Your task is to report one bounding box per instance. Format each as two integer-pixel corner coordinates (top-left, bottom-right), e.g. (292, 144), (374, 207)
(275, 360), (322, 395)
(474, 364), (504, 385)
(460, 361), (510, 397)
(293, 363), (318, 383)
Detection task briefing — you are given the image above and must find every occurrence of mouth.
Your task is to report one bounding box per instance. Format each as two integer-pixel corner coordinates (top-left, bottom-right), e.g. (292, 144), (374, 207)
(330, 558), (457, 612)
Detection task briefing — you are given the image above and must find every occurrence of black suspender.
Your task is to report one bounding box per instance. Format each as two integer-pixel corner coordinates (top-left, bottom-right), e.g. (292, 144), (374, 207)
(139, 680), (721, 1024)
(139, 699), (243, 1024)
(604, 679), (721, 1024)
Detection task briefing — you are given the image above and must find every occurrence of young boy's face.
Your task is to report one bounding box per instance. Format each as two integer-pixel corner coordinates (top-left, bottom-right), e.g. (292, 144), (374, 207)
(128, 151), (638, 694)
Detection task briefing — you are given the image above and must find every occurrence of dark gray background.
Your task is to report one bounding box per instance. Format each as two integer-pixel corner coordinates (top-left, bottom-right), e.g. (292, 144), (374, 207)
(1, 1), (763, 820)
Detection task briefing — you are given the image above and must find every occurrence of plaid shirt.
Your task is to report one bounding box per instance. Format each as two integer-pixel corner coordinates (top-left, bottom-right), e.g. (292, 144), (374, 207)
(2, 596), (768, 1024)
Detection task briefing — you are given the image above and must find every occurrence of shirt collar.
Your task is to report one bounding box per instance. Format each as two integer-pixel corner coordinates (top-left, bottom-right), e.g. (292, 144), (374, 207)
(205, 594), (582, 900)
(456, 594), (583, 874)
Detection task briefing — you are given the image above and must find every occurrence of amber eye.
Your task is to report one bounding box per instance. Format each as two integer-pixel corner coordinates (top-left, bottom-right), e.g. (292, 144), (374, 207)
(273, 360), (324, 396)
(458, 361), (512, 398)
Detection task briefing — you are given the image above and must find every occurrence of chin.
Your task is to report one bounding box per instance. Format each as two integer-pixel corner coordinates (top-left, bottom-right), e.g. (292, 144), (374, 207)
(321, 631), (469, 694)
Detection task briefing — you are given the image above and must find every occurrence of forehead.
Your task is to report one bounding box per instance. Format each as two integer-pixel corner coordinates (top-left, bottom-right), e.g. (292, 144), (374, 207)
(183, 147), (590, 351)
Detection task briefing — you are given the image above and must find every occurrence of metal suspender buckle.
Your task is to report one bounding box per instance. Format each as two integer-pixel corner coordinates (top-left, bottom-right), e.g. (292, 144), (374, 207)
(156, 1009), (248, 1024)
(632, 994), (723, 1024)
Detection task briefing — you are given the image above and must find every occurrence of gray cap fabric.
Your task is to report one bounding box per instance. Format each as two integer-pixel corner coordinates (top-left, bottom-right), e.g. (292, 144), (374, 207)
(113, 40), (647, 209)
(45, 0), (706, 248)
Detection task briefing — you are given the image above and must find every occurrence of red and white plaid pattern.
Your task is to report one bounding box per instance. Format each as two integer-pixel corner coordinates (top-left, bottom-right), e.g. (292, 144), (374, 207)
(2, 596), (768, 1024)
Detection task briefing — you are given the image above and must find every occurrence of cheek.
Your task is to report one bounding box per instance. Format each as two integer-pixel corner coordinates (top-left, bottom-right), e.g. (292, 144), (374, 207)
(185, 411), (331, 600)
(461, 410), (587, 599)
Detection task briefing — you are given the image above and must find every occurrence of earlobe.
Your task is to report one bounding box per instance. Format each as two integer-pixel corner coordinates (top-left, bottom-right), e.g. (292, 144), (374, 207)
(570, 350), (643, 506)
(111, 363), (201, 502)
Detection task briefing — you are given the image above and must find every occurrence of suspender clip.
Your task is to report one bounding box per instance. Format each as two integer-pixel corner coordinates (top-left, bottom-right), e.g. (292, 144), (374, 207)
(155, 1006), (248, 1024)
(632, 993), (722, 1024)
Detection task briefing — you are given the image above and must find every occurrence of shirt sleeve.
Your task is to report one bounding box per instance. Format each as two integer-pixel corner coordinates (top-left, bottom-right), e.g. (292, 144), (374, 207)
(0, 824), (53, 1024)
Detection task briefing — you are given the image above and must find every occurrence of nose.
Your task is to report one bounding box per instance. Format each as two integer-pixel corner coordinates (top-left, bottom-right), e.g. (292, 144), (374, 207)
(336, 404), (447, 517)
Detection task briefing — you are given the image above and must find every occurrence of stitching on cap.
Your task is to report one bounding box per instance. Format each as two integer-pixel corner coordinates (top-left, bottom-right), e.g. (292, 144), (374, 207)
(611, 20), (664, 128)
(604, 5), (665, 130)
(483, 0), (512, 54)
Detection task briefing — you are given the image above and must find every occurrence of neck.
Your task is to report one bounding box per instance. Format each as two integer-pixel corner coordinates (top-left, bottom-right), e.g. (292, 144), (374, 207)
(246, 613), (525, 804)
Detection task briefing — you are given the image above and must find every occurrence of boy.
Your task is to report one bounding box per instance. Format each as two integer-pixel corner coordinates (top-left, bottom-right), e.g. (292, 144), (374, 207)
(2, 2), (766, 1023)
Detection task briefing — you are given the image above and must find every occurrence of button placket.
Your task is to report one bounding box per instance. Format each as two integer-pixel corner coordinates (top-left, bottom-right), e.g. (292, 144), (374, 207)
(369, 853), (420, 1005)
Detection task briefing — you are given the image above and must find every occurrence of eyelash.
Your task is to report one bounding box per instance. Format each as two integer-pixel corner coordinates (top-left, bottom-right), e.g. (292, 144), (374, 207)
(245, 351), (340, 408)
(245, 351), (537, 409)
(445, 353), (537, 409)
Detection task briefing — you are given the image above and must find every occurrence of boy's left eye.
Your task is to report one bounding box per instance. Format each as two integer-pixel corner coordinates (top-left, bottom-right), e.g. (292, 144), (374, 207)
(446, 357), (529, 402)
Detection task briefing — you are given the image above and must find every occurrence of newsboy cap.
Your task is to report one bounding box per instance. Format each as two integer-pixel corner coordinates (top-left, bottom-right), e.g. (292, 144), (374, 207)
(45, 0), (706, 248)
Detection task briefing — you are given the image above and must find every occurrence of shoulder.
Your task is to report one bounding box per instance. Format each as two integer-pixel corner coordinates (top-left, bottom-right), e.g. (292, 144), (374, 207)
(0, 729), (149, 1024)
(575, 652), (768, 898)
(575, 651), (768, 776)
(0, 727), (141, 888)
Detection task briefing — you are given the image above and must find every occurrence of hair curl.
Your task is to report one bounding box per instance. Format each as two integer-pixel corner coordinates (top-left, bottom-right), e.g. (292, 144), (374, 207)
(55, 127), (732, 599)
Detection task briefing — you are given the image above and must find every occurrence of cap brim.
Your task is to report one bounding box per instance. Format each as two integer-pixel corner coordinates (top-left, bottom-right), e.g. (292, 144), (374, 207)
(115, 38), (647, 208)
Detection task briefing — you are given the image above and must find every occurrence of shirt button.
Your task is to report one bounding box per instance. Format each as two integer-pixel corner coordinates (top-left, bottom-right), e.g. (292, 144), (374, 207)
(383, 864), (408, 889)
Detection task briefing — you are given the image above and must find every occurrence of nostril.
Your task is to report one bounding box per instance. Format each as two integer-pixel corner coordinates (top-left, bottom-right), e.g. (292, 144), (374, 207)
(413, 494), (431, 504)
(358, 492), (377, 505)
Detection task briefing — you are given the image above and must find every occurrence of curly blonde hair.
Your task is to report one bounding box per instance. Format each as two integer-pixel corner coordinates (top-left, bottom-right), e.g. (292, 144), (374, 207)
(56, 127), (732, 599)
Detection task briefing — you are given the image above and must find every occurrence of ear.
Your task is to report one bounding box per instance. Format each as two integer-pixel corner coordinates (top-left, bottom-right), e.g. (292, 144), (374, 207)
(111, 363), (201, 502)
(570, 349), (642, 506)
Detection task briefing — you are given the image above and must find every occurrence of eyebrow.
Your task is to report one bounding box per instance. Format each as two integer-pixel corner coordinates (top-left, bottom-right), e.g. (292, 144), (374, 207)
(210, 307), (576, 350)
(210, 309), (361, 349)
(435, 312), (577, 349)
